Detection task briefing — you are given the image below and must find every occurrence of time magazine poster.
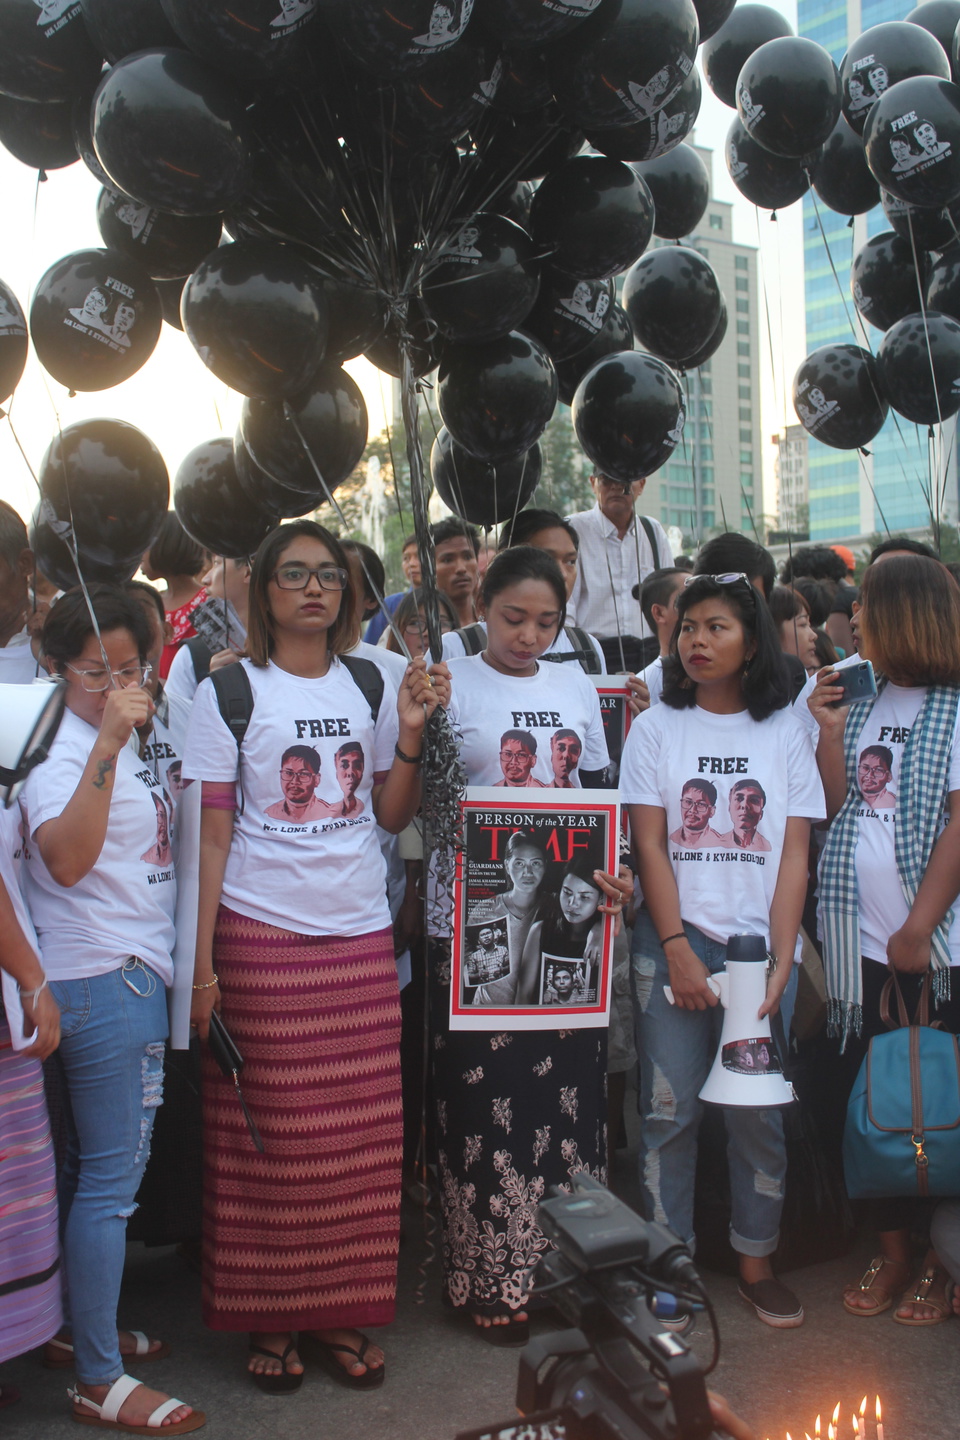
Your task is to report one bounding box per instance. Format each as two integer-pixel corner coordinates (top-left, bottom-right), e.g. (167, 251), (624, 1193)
(451, 788), (620, 1032)
(592, 675), (632, 788)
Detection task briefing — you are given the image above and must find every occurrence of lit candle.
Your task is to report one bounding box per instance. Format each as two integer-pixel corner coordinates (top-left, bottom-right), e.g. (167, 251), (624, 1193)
(815, 1414), (821, 1440)
(875, 1397), (883, 1440)
(852, 1413), (860, 1439)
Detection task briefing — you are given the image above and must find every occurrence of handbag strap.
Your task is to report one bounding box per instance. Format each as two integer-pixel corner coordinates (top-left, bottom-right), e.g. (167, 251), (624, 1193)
(880, 970), (936, 1030)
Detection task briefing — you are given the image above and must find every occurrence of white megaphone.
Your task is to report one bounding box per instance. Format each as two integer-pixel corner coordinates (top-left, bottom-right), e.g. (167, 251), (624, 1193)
(0, 679), (66, 807)
(665, 933), (796, 1107)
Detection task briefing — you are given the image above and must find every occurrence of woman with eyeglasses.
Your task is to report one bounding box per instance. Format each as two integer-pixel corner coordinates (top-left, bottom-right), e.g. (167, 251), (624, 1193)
(20, 585), (203, 1434)
(620, 573), (824, 1330)
(384, 586), (458, 659)
(183, 521), (445, 1394)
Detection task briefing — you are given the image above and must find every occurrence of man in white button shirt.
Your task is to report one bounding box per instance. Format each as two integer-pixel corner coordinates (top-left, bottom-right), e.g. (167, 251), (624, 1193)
(567, 474), (673, 673)
(0, 502), (41, 685)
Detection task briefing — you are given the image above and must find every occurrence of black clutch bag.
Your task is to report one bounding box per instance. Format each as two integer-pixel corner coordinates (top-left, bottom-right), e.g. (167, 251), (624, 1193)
(207, 1011), (264, 1153)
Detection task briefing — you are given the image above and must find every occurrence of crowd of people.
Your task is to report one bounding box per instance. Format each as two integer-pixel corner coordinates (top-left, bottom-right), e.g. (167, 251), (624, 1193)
(1, 471), (959, 1435)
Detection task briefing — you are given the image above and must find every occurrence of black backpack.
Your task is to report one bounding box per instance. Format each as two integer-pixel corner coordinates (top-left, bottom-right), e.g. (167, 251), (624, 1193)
(454, 621), (603, 675)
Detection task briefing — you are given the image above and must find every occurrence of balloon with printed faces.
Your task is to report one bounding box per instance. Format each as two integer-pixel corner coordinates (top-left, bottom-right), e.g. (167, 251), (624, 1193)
(792, 344), (888, 449)
(0, 0), (103, 104)
(430, 428), (541, 527)
(0, 278), (28, 406)
(908, 1), (960, 80)
(670, 297), (727, 372)
(585, 64), (700, 163)
(80, 0), (179, 61)
(926, 249), (960, 318)
(851, 230), (928, 331)
(159, 0), (319, 81)
(812, 115), (880, 215)
(419, 213), (540, 344)
(725, 117), (813, 209)
(380, 32), (499, 144)
(693, 0), (736, 44)
(572, 350), (686, 480)
(30, 248), (162, 392)
(841, 22), (950, 136)
(529, 155), (654, 280)
(490, 48), (552, 114)
(438, 330), (558, 462)
(96, 188), (222, 281)
(240, 365), (368, 501)
(548, 0), (700, 133)
(181, 241), (329, 400)
(554, 300), (634, 405)
(92, 49), (249, 217)
(881, 188), (960, 247)
(877, 310), (960, 423)
(339, 0), (477, 78)
(0, 94), (78, 171)
(173, 438), (277, 557)
(30, 512), (140, 592)
(622, 245), (723, 364)
(633, 143), (709, 239)
(479, 0), (602, 49)
(524, 273), (614, 363)
(701, 3), (794, 109)
(736, 38), (841, 159)
(38, 418), (169, 569)
(864, 77), (960, 208)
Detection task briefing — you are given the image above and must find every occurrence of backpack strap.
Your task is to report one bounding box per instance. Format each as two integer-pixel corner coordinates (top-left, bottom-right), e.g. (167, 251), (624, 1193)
(210, 662), (255, 750)
(455, 622), (487, 656)
(565, 625), (603, 675)
(185, 635), (213, 684)
(639, 514), (666, 569)
(340, 654), (384, 724)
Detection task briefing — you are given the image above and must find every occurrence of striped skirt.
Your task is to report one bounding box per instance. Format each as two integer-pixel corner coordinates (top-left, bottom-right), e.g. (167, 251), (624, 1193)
(201, 906), (403, 1332)
(0, 1021), (61, 1363)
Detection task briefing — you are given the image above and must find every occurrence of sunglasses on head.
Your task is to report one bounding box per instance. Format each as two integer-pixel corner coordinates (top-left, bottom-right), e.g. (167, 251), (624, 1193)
(683, 572), (751, 588)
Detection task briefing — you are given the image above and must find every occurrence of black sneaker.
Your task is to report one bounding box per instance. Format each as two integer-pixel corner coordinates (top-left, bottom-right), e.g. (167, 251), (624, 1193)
(738, 1277), (804, 1328)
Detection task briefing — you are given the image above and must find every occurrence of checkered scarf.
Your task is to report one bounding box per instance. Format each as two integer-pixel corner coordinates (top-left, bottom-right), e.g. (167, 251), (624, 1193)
(820, 683), (959, 1047)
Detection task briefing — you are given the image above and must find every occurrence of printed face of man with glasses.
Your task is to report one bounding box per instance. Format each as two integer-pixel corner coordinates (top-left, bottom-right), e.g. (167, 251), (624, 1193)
(495, 731), (545, 788)
(265, 746), (335, 822)
(669, 779), (722, 848)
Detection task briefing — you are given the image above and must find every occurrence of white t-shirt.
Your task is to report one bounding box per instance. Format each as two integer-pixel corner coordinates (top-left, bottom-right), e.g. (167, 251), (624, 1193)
(0, 801), (42, 1048)
(140, 687), (191, 831)
(351, 637), (410, 688)
(21, 708), (177, 983)
(639, 655), (664, 707)
(164, 642), (203, 705)
(850, 685), (960, 966)
(442, 621), (607, 673)
(620, 702), (825, 946)
(0, 630), (41, 685)
(182, 658), (398, 936)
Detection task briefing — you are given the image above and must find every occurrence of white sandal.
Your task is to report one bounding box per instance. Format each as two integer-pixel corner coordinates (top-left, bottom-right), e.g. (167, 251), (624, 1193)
(68, 1374), (205, 1434)
(46, 1332), (170, 1370)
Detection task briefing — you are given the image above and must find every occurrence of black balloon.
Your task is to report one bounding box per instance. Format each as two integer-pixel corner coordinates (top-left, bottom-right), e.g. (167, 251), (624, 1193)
(622, 245), (723, 364)
(420, 213), (540, 344)
(793, 344), (888, 449)
(154, 276), (186, 331)
(0, 94), (78, 171)
(865, 76), (960, 207)
(72, 88), (111, 186)
(30, 514), (139, 592)
(388, 34), (499, 142)
(233, 435), (310, 519)
(671, 298), (727, 372)
(364, 304), (442, 380)
(736, 37), (841, 158)
(430, 428), (541, 527)
(471, 104), (584, 184)
(80, 0), (179, 61)
(96, 188), (222, 281)
(438, 330), (558, 462)
(529, 155), (654, 280)
(38, 418), (169, 568)
(701, 3), (794, 109)
(524, 273), (615, 363)
(841, 22), (950, 136)
(0, 278), (28, 406)
(490, 49), (553, 114)
(633, 143), (710, 239)
(926, 249), (960, 318)
(572, 350), (686, 480)
(92, 49), (249, 217)
(240, 366), (369, 500)
(812, 116), (880, 215)
(548, 0), (700, 133)
(30, 248), (162, 392)
(480, 0), (603, 49)
(488, 180), (535, 228)
(174, 438), (277, 557)
(725, 117), (813, 209)
(0, 0), (102, 104)
(181, 241), (329, 400)
(851, 230), (927, 332)
(908, 1), (960, 81)
(555, 301), (635, 405)
(160, 0), (317, 80)
(316, 275), (387, 363)
(585, 64), (701, 162)
(339, 0), (476, 78)
(881, 188), (960, 248)
(877, 310), (960, 423)
(693, 0), (736, 44)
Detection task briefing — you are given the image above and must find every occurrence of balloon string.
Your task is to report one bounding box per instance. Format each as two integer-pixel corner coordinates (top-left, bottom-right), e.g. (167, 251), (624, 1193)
(905, 208), (947, 548)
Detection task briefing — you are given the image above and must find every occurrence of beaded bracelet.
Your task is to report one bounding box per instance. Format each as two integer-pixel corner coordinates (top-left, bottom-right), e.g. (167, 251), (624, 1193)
(192, 974), (219, 991)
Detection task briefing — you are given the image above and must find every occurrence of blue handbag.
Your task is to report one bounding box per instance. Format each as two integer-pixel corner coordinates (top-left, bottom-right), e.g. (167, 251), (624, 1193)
(843, 973), (960, 1200)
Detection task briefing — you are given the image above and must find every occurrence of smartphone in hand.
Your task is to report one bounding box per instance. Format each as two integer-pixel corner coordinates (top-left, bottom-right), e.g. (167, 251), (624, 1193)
(830, 659), (877, 706)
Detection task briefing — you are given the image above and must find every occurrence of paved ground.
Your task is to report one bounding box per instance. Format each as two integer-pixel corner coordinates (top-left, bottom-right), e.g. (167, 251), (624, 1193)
(5, 1125), (958, 1439)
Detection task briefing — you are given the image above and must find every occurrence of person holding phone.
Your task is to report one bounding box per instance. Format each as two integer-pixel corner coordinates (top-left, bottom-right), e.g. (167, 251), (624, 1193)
(808, 555), (960, 1326)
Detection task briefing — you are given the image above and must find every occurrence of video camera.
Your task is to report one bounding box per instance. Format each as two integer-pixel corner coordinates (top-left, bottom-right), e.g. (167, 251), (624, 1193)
(455, 1175), (730, 1440)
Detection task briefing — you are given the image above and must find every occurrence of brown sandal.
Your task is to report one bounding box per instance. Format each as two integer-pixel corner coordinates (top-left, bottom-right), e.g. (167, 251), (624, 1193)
(842, 1255), (910, 1317)
(893, 1265), (954, 1327)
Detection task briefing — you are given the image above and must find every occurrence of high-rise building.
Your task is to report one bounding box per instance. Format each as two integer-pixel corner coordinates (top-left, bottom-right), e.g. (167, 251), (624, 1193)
(774, 423), (810, 533)
(798, 0), (957, 541)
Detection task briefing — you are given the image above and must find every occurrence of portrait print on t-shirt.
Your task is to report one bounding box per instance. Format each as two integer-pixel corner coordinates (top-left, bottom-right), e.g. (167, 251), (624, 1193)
(549, 729), (582, 789)
(333, 741), (365, 817)
(669, 778), (724, 848)
(718, 778), (771, 852)
(265, 744), (338, 823)
(857, 743), (896, 810)
(494, 729), (548, 788)
(140, 790), (173, 867)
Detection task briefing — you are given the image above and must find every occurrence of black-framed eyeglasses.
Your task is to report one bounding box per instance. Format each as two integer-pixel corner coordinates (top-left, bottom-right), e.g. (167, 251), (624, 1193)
(271, 564), (349, 592)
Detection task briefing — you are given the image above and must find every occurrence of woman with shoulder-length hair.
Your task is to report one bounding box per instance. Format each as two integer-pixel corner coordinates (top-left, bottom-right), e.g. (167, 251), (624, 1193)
(621, 573), (825, 1330)
(808, 555), (960, 1326)
(183, 520), (446, 1394)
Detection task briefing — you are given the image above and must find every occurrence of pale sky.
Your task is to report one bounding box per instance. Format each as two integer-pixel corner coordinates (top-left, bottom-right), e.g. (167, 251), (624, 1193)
(0, 0), (803, 532)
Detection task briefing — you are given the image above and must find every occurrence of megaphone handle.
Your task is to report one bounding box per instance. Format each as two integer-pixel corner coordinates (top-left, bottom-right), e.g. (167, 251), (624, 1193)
(663, 977), (722, 1006)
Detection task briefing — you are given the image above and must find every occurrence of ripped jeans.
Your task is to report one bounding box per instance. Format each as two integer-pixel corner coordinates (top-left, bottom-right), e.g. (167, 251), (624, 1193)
(50, 963), (168, 1385)
(631, 910), (785, 1259)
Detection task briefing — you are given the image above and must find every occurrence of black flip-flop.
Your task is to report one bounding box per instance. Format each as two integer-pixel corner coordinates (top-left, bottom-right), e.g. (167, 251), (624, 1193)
(248, 1340), (304, 1394)
(301, 1333), (385, 1389)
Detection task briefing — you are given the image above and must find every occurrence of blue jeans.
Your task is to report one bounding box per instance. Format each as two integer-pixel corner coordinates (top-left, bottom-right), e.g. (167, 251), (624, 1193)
(50, 963), (168, 1385)
(631, 910), (787, 1258)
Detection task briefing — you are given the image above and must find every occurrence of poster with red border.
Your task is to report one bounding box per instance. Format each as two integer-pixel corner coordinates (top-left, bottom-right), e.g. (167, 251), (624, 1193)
(591, 675), (632, 790)
(450, 787), (620, 1032)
